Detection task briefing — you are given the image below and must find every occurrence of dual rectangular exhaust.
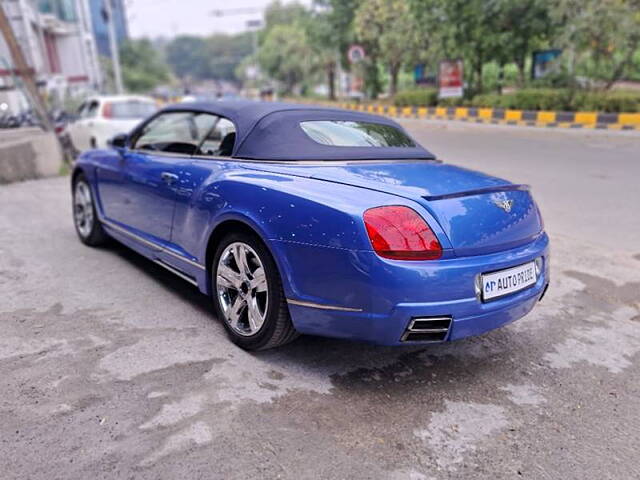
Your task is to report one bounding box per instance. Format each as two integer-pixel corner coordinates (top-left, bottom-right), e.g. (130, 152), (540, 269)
(401, 316), (452, 342)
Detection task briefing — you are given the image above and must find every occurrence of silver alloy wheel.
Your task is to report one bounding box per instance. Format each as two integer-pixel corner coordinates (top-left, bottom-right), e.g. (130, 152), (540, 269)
(74, 181), (94, 238)
(216, 242), (269, 336)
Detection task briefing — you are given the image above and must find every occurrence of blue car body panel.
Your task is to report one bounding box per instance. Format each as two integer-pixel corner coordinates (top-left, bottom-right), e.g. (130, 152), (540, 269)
(73, 102), (549, 346)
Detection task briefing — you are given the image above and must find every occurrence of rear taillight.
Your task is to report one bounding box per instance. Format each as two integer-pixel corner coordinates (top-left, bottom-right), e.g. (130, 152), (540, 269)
(364, 206), (442, 260)
(102, 102), (112, 118)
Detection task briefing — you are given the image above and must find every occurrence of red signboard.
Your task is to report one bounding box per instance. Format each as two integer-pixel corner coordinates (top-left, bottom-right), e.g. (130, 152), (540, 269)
(438, 59), (463, 98)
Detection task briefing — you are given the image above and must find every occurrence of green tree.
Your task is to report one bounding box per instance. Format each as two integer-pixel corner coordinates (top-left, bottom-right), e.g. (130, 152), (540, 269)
(409, 0), (502, 94)
(307, 9), (338, 100)
(492, 0), (555, 87)
(204, 33), (253, 82)
(119, 39), (171, 92)
(263, 0), (310, 33)
(314, 0), (358, 70)
(166, 33), (253, 83)
(355, 0), (417, 97)
(258, 24), (313, 94)
(165, 35), (209, 79)
(553, 0), (640, 89)
(318, 0), (382, 98)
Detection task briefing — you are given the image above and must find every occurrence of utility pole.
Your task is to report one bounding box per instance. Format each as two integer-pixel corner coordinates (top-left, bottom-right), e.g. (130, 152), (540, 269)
(0, 3), (53, 131)
(246, 18), (262, 88)
(104, 0), (123, 94)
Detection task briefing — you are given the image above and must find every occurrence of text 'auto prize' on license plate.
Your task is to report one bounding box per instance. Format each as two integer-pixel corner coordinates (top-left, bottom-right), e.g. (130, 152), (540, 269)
(482, 261), (536, 301)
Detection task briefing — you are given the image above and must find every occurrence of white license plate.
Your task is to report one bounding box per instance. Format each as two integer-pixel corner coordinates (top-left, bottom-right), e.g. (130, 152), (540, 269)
(481, 261), (536, 301)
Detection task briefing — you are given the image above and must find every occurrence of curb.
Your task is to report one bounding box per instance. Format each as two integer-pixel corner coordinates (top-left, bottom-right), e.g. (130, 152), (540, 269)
(341, 103), (640, 131)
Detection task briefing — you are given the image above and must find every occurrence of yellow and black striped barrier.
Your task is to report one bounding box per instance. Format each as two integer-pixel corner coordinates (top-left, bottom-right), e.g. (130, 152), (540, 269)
(341, 103), (640, 131)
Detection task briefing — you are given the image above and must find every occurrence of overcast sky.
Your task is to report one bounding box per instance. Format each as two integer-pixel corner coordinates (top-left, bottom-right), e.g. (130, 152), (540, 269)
(127, 0), (311, 38)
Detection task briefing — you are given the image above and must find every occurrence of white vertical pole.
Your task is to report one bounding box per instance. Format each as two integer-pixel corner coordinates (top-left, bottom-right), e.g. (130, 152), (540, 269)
(104, 0), (123, 93)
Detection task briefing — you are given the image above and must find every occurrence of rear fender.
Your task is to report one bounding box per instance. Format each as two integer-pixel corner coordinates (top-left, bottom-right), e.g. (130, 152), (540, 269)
(191, 171), (452, 299)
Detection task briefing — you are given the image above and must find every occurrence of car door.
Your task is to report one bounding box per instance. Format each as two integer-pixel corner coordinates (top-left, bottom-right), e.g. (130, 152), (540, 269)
(170, 116), (236, 257)
(70, 99), (100, 151)
(67, 101), (86, 150)
(96, 110), (218, 244)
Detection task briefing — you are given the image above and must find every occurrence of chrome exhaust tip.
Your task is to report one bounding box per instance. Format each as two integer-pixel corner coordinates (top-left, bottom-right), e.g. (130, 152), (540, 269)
(401, 316), (452, 342)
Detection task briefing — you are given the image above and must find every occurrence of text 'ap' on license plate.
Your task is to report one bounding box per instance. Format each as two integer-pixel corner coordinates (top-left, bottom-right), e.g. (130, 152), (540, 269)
(482, 261), (536, 301)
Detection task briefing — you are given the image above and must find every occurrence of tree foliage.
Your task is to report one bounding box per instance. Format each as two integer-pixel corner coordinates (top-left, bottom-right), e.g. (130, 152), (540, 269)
(354, 0), (417, 96)
(552, 0), (640, 88)
(306, 9), (339, 99)
(408, 0), (506, 94)
(165, 33), (253, 83)
(157, 0), (640, 99)
(491, 0), (555, 85)
(263, 0), (310, 33)
(258, 24), (313, 94)
(119, 39), (171, 92)
(165, 36), (209, 79)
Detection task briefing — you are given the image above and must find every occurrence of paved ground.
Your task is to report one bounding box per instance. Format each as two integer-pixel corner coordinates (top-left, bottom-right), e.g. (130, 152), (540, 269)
(1, 121), (639, 479)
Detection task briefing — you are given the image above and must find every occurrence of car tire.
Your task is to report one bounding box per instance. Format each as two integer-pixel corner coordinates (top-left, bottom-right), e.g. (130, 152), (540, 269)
(72, 173), (109, 247)
(211, 232), (298, 350)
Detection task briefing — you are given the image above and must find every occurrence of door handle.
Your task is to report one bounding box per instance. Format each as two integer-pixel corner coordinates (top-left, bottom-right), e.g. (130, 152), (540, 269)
(161, 172), (179, 184)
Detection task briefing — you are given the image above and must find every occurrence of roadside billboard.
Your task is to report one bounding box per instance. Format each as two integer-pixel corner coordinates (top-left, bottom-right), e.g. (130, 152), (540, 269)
(531, 49), (562, 79)
(438, 59), (463, 98)
(414, 64), (436, 86)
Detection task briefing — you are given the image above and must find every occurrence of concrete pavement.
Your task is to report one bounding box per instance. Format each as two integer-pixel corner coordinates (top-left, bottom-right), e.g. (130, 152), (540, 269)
(1, 122), (639, 479)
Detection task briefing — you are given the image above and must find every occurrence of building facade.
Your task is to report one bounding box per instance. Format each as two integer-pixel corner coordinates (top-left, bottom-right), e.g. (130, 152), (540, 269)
(88, 0), (127, 57)
(0, 0), (103, 112)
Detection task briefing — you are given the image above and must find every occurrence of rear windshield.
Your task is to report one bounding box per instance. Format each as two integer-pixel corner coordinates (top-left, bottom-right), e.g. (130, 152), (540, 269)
(110, 101), (157, 119)
(300, 120), (415, 147)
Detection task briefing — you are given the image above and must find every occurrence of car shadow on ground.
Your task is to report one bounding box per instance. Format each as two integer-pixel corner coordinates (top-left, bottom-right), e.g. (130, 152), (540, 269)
(106, 239), (213, 315)
(101, 238), (523, 385)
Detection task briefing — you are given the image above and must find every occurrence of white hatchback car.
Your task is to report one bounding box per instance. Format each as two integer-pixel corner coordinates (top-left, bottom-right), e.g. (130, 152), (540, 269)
(67, 95), (158, 152)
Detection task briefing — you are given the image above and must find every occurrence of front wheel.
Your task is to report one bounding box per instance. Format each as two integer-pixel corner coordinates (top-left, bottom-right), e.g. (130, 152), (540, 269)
(72, 174), (109, 246)
(212, 232), (298, 350)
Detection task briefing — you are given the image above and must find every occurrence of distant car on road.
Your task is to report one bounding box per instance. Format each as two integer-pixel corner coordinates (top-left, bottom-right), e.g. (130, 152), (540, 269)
(71, 101), (549, 350)
(67, 95), (157, 152)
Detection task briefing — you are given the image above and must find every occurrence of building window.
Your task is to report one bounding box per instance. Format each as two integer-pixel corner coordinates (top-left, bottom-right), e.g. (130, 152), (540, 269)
(38, 0), (78, 23)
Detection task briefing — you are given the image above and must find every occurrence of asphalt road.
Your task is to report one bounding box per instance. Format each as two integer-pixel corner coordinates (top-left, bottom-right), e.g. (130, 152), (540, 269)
(1, 121), (639, 480)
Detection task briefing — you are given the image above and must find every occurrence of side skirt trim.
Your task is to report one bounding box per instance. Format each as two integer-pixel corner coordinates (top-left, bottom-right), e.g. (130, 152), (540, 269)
(154, 259), (198, 287)
(286, 298), (363, 312)
(101, 218), (206, 271)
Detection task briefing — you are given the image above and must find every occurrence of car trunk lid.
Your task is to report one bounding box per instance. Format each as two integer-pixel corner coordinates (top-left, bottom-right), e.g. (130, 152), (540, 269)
(241, 161), (543, 256)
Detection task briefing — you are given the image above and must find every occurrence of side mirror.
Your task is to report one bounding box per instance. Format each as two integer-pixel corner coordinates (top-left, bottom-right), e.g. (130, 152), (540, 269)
(109, 133), (128, 149)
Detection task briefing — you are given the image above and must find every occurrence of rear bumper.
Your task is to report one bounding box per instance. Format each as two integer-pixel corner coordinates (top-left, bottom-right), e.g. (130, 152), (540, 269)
(287, 276), (547, 345)
(279, 233), (550, 346)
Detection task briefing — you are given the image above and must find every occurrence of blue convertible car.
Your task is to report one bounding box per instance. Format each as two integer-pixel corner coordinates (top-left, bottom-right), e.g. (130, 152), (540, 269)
(71, 101), (549, 350)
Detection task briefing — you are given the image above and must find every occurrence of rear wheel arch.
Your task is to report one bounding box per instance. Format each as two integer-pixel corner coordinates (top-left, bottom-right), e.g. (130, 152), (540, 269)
(71, 166), (87, 188)
(72, 171), (109, 246)
(204, 219), (283, 297)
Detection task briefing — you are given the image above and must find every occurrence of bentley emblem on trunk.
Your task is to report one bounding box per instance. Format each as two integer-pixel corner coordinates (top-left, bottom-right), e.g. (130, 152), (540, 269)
(493, 199), (514, 212)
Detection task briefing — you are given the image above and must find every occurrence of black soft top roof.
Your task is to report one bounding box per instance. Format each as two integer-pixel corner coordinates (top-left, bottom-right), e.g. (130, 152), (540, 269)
(162, 100), (434, 161)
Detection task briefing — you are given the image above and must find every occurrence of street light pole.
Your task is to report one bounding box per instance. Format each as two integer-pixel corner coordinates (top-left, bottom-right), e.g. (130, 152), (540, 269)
(246, 19), (261, 68)
(104, 0), (123, 94)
